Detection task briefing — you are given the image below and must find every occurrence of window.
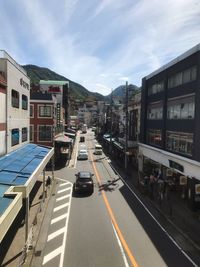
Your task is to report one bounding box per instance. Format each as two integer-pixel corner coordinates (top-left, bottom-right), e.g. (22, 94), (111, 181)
(22, 127), (28, 142)
(147, 129), (162, 147)
(147, 102), (163, 119)
(22, 95), (28, 110)
(30, 125), (34, 142)
(12, 90), (19, 108)
(39, 105), (52, 117)
(166, 131), (193, 156)
(38, 125), (52, 141)
(167, 95), (195, 119)
(11, 128), (19, 146)
(30, 105), (34, 118)
(148, 81), (164, 95)
(168, 66), (197, 89)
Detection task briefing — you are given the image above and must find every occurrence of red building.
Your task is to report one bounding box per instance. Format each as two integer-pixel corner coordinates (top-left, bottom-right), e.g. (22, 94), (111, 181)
(30, 91), (55, 147)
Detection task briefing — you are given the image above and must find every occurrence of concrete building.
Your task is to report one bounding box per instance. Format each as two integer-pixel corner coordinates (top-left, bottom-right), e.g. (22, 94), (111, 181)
(0, 51), (54, 246)
(0, 50), (30, 155)
(139, 43), (200, 210)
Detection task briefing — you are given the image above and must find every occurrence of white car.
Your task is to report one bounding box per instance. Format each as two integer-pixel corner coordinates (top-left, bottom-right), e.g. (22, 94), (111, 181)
(77, 149), (88, 160)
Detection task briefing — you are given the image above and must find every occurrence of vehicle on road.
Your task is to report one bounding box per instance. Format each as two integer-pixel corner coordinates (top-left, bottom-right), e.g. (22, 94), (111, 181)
(94, 144), (103, 155)
(80, 136), (85, 142)
(81, 124), (87, 133)
(74, 171), (94, 193)
(77, 149), (88, 160)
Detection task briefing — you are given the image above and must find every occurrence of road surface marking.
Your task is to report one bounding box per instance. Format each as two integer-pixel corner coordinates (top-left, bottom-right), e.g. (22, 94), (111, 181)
(112, 223), (130, 267)
(57, 187), (71, 194)
(56, 194), (70, 202)
(51, 213), (68, 225)
(109, 165), (199, 267)
(47, 227), (66, 241)
(90, 151), (139, 267)
(43, 246), (62, 265)
(59, 181), (73, 267)
(59, 182), (70, 187)
(54, 203), (69, 212)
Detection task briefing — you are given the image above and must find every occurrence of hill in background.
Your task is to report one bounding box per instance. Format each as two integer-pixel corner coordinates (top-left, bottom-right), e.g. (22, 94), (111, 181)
(22, 64), (105, 101)
(22, 64), (140, 103)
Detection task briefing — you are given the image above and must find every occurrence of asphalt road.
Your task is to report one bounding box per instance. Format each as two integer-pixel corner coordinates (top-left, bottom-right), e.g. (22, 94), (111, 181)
(32, 129), (198, 267)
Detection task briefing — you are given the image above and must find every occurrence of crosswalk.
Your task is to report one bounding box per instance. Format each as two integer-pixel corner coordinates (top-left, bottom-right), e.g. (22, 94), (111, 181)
(42, 180), (73, 267)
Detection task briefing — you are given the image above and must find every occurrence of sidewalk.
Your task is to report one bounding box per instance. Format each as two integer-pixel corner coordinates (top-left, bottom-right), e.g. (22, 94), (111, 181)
(107, 155), (200, 264)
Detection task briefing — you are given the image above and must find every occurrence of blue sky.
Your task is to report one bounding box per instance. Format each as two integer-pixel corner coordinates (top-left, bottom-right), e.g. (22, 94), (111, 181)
(0, 0), (200, 95)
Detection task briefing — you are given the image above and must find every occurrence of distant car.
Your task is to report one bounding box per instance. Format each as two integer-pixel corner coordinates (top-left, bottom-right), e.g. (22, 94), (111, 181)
(94, 144), (103, 155)
(91, 127), (96, 132)
(80, 136), (85, 142)
(74, 171), (94, 193)
(77, 149), (88, 160)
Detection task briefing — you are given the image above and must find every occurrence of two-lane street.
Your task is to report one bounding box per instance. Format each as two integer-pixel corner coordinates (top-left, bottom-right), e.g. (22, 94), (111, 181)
(33, 129), (198, 267)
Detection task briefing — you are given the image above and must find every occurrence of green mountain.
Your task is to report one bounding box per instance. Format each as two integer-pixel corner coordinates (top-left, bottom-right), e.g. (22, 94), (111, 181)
(22, 64), (105, 101)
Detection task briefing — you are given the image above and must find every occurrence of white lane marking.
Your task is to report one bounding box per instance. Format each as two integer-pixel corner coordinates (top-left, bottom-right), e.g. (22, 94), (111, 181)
(112, 223), (130, 267)
(54, 202), (69, 212)
(51, 213), (68, 225)
(57, 187), (71, 194)
(59, 179), (73, 267)
(109, 164), (199, 267)
(56, 194), (71, 202)
(47, 227), (66, 242)
(42, 246), (62, 265)
(59, 182), (70, 187)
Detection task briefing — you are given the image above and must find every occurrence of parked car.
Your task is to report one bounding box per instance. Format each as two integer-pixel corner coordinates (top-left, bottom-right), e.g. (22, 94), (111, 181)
(80, 136), (85, 142)
(74, 171), (94, 193)
(77, 149), (88, 160)
(94, 144), (103, 155)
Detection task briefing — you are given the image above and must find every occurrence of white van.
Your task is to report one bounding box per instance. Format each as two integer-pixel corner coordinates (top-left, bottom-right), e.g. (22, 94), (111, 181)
(94, 144), (103, 155)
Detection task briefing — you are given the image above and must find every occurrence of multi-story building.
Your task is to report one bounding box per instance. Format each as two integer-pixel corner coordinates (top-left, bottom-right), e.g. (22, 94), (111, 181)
(0, 51), (54, 245)
(30, 91), (56, 147)
(139, 44), (200, 210)
(0, 50), (30, 155)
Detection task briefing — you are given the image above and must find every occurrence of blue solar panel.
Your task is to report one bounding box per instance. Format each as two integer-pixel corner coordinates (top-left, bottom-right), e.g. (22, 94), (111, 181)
(0, 197), (13, 215)
(0, 185), (10, 197)
(0, 144), (52, 185)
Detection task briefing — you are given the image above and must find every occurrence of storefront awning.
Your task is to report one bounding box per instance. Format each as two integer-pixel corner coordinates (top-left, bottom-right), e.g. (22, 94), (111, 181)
(54, 134), (73, 143)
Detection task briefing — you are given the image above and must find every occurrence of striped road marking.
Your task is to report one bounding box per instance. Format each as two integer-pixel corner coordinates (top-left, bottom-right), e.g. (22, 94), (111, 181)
(42, 179), (73, 266)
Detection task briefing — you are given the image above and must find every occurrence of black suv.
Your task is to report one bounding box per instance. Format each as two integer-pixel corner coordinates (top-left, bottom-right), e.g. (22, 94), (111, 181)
(74, 171), (94, 194)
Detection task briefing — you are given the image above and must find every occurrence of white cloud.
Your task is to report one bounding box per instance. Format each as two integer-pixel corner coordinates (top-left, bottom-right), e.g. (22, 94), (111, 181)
(0, 0), (199, 95)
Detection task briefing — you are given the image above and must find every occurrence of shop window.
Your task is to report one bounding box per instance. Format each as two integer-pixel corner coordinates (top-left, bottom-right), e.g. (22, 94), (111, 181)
(147, 129), (162, 147)
(147, 102), (163, 120)
(22, 94), (28, 110)
(11, 128), (19, 146)
(167, 95), (195, 119)
(12, 89), (19, 108)
(166, 131), (193, 156)
(22, 127), (28, 142)
(39, 105), (52, 118)
(168, 66), (197, 89)
(38, 125), (52, 141)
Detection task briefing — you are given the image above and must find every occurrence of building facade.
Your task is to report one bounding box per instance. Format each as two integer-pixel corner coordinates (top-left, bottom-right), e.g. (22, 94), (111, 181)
(0, 50), (30, 156)
(139, 44), (200, 210)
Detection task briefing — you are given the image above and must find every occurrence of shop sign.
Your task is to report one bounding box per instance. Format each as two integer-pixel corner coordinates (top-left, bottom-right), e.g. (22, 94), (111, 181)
(48, 86), (61, 93)
(195, 184), (200, 195)
(169, 160), (184, 172)
(180, 176), (187, 185)
(20, 78), (29, 90)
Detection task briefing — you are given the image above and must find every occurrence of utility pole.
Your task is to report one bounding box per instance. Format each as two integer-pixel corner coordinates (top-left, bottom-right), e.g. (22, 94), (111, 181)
(125, 81), (128, 175)
(109, 89), (113, 153)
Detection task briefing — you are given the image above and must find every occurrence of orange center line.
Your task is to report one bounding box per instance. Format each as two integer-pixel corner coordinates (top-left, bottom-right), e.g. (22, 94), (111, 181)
(90, 152), (139, 267)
